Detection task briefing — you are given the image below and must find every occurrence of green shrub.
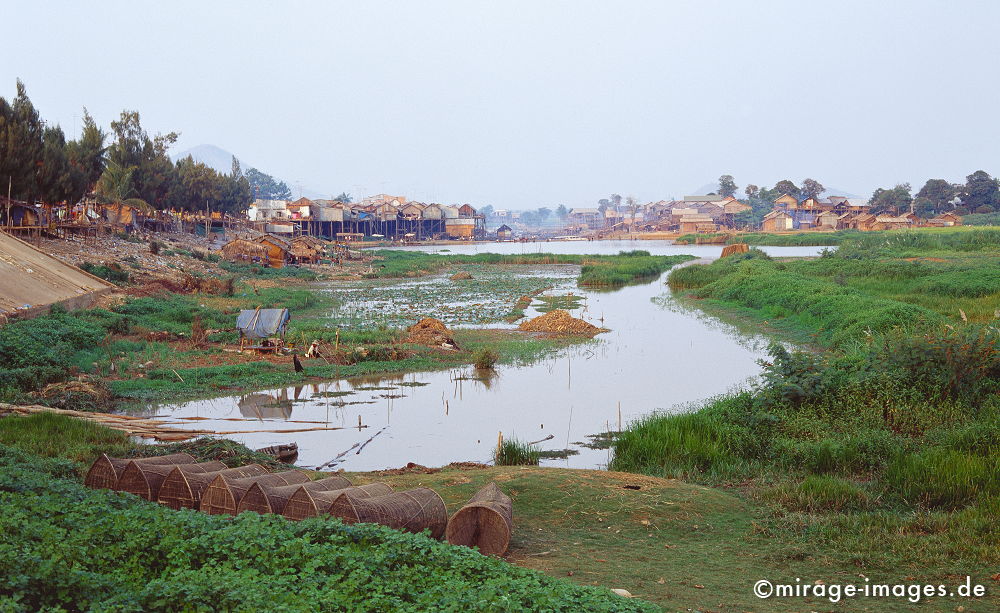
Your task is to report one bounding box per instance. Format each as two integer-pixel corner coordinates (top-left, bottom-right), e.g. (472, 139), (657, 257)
(759, 475), (871, 512)
(80, 261), (130, 285)
(886, 448), (1000, 509)
(494, 438), (541, 466)
(472, 348), (500, 369)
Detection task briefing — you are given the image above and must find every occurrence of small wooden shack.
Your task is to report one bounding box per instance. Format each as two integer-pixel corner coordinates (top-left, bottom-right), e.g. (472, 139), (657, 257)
(496, 224), (513, 239)
(256, 234), (290, 268)
(221, 239), (270, 264)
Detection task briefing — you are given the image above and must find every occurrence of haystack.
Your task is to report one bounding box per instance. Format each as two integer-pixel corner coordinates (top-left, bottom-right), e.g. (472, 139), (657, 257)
(282, 483), (393, 521)
(449, 271), (473, 281)
(117, 461), (226, 500)
(328, 488), (448, 539)
(85, 453), (196, 490)
(236, 475), (353, 515)
(199, 470), (311, 515)
(517, 309), (605, 336)
(405, 317), (458, 348)
(158, 464), (268, 510)
(445, 482), (513, 556)
(720, 243), (750, 258)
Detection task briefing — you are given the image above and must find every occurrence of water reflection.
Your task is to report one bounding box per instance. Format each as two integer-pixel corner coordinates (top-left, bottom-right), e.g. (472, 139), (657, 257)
(150, 245), (828, 470)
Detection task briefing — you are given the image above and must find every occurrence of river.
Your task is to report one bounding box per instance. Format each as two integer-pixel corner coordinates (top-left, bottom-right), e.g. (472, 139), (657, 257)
(149, 242), (827, 470)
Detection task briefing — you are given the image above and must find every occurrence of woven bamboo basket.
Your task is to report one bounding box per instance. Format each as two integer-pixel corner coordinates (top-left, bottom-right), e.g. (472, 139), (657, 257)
(85, 453), (196, 490)
(282, 483), (393, 521)
(328, 488), (448, 539)
(117, 460), (226, 500)
(444, 482), (513, 556)
(237, 475), (352, 515)
(199, 470), (311, 515)
(158, 464), (268, 510)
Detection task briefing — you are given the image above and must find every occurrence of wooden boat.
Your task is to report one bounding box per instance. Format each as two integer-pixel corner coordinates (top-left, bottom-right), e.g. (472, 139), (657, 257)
(255, 442), (299, 464)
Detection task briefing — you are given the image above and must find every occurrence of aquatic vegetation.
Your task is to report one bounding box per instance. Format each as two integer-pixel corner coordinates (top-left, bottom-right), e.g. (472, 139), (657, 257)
(494, 438), (541, 466)
(472, 348), (500, 369)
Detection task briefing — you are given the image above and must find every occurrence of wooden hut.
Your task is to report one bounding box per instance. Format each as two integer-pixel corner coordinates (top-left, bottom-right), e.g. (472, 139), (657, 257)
(496, 224), (513, 239)
(221, 239), (270, 265)
(256, 234), (290, 268)
(289, 237), (321, 264)
(762, 210), (794, 233)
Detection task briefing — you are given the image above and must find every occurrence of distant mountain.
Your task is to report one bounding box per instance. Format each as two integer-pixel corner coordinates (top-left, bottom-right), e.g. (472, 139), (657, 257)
(172, 144), (328, 199)
(172, 144), (243, 175)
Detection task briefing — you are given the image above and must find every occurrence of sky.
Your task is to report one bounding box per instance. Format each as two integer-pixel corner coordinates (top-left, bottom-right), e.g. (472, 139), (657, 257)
(3, 0), (999, 208)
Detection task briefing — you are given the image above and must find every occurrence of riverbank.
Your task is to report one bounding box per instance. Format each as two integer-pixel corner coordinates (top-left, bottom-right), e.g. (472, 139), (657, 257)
(609, 229), (999, 608)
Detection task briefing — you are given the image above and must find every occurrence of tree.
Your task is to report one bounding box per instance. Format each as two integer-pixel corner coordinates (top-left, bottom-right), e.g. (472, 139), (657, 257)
(744, 184), (760, 201)
(218, 157), (251, 214)
(36, 125), (73, 204)
(537, 207), (551, 221)
(915, 179), (957, 214)
(245, 167), (292, 200)
(610, 194), (622, 210)
(556, 204), (568, 219)
(912, 197), (937, 219)
(106, 110), (179, 208)
(869, 183), (912, 215)
(597, 198), (610, 213)
(801, 178), (825, 200)
(333, 192), (353, 203)
(96, 160), (151, 221)
(718, 175), (737, 198)
(479, 204), (494, 218)
(960, 170), (999, 212)
(774, 179), (800, 200)
(65, 109), (107, 199)
(0, 80), (44, 202)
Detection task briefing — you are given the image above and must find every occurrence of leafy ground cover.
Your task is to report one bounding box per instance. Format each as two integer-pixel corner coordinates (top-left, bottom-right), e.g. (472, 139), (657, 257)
(0, 442), (653, 613)
(674, 230), (859, 246)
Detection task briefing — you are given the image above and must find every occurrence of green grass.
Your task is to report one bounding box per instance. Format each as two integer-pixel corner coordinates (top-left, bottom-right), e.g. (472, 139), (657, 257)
(611, 227), (1000, 586)
(674, 230), (858, 246)
(370, 250), (695, 287)
(494, 438), (541, 465)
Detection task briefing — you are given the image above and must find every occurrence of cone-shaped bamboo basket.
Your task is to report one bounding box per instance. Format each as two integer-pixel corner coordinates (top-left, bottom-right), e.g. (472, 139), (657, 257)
(445, 482), (513, 556)
(328, 488), (448, 539)
(158, 464), (268, 510)
(117, 461), (226, 500)
(282, 483), (393, 521)
(199, 470), (311, 515)
(85, 453), (196, 490)
(237, 475), (352, 515)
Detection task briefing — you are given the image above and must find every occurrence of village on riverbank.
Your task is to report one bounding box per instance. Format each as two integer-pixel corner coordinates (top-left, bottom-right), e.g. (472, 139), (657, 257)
(3, 36), (1000, 613)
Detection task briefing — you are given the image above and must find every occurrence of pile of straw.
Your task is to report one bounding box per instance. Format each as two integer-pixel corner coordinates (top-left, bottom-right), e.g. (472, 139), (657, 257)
(404, 317), (458, 348)
(517, 309), (605, 336)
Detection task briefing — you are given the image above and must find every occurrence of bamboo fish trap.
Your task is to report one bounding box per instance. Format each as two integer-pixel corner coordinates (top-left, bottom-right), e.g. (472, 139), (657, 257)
(85, 453), (196, 490)
(117, 461), (227, 500)
(237, 475), (352, 515)
(199, 470), (311, 515)
(158, 464), (268, 510)
(444, 482), (513, 556)
(328, 488), (448, 540)
(282, 483), (393, 521)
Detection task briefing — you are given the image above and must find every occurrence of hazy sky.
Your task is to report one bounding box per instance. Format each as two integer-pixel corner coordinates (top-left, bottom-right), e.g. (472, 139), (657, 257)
(4, 0), (999, 207)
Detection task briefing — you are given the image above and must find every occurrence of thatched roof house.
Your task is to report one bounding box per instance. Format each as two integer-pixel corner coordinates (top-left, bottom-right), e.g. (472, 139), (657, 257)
(221, 239), (270, 262)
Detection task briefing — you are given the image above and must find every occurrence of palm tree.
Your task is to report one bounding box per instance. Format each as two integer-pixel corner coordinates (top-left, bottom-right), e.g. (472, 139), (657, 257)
(95, 160), (151, 225)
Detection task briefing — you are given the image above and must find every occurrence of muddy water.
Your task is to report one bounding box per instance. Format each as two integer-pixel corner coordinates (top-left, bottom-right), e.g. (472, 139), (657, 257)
(150, 244), (827, 470)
